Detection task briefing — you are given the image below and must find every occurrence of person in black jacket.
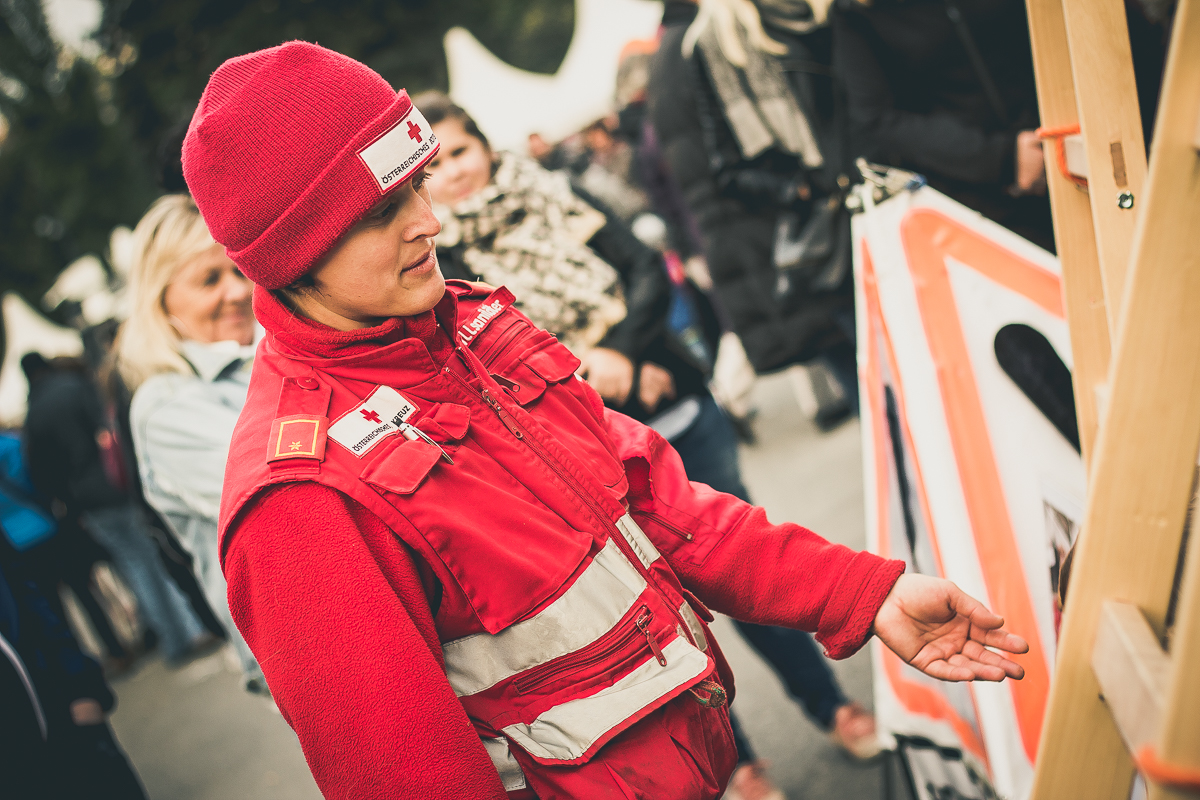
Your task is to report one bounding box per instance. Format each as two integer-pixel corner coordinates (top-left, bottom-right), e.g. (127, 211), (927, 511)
(21, 353), (210, 665)
(1, 515), (146, 799)
(0, 420), (135, 673)
(646, 0), (859, 433)
(831, 0), (1054, 249)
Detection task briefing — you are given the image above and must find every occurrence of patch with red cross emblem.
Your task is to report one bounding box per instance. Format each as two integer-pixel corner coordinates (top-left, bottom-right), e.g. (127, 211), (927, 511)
(327, 386), (419, 457)
(356, 102), (439, 193)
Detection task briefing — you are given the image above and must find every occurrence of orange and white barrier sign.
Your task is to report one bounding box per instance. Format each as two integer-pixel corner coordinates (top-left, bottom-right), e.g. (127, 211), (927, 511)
(854, 187), (1085, 799)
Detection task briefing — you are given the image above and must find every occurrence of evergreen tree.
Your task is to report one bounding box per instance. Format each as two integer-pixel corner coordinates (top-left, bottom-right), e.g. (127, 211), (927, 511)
(0, 0), (572, 303)
(0, 0), (155, 302)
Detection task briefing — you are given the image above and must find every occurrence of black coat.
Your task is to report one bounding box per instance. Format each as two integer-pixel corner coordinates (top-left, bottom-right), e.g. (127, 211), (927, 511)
(24, 371), (125, 514)
(646, 2), (853, 374)
(0, 540), (114, 727)
(832, 0), (1054, 249)
(0, 535), (142, 800)
(1, 534), (114, 789)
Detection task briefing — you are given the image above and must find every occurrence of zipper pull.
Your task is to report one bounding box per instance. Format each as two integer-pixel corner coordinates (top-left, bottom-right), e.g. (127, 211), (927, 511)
(480, 388), (524, 440)
(490, 373), (522, 397)
(399, 423), (455, 465)
(636, 610), (668, 667)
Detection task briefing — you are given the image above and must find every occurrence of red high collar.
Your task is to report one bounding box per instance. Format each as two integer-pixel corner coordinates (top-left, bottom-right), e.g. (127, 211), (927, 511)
(252, 286), (454, 365)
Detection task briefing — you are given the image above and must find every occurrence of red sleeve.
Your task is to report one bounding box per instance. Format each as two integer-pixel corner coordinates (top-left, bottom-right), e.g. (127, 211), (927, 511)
(604, 407), (905, 659)
(224, 482), (508, 800)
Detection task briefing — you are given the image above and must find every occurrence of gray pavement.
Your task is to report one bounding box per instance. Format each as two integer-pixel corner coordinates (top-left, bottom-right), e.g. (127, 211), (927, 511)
(107, 371), (884, 799)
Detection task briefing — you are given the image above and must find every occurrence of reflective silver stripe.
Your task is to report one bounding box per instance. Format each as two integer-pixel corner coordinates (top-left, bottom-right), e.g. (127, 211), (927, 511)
(647, 395), (703, 441)
(502, 637), (709, 761)
(679, 601), (707, 652)
(443, 538), (646, 697)
(616, 513), (660, 567)
(0, 632), (46, 740)
(482, 737), (527, 791)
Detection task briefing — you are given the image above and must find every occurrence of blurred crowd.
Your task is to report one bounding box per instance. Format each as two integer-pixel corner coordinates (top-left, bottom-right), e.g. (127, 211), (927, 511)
(1, 0), (1171, 798)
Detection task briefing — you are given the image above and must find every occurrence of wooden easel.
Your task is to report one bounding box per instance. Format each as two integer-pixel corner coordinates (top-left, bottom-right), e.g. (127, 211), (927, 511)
(1025, 0), (1200, 798)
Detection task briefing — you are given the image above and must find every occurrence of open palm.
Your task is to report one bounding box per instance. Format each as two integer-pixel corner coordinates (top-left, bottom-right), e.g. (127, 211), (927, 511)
(873, 574), (1029, 682)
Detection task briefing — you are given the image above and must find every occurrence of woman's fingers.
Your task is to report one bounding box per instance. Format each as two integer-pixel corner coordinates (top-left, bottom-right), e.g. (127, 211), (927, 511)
(961, 641), (1006, 667)
(946, 653), (1007, 682)
(950, 589), (1005, 630)
(1000, 658), (1025, 680)
(981, 650), (1026, 680)
(918, 658), (976, 682)
(971, 626), (1030, 655)
(960, 642), (1027, 681)
(956, 645), (1025, 680)
(912, 638), (1026, 682)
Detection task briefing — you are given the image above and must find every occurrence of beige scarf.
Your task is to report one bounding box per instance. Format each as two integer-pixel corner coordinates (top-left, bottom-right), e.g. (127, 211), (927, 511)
(684, 0), (824, 166)
(435, 152), (627, 354)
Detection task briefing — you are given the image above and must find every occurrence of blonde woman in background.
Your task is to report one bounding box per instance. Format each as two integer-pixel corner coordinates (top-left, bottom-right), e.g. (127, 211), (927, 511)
(116, 194), (265, 694)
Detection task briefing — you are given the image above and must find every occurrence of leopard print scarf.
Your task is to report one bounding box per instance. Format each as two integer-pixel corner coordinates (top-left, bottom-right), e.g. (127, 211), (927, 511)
(435, 152), (627, 354)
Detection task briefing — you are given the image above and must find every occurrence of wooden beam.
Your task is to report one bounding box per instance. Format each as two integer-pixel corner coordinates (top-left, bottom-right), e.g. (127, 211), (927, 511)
(1150, 541), (1200, 800)
(1030, 0), (1200, 796)
(1138, 2), (1200, 794)
(1025, 0), (1112, 469)
(1150, 535), (1200, 800)
(1092, 601), (1169, 755)
(1060, 0), (1147, 325)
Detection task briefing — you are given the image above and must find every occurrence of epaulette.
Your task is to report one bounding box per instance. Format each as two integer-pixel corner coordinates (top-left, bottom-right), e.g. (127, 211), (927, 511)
(266, 374), (331, 475)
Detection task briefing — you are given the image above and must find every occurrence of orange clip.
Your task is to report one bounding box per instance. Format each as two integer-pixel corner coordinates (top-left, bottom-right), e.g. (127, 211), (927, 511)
(1135, 745), (1200, 793)
(1035, 123), (1088, 189)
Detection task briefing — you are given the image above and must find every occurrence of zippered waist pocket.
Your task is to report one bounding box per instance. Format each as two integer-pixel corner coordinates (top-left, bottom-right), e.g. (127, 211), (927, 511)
(513, 604), (656, 695)
(450, 540), (713, 766)
(499, 630), (711, 765)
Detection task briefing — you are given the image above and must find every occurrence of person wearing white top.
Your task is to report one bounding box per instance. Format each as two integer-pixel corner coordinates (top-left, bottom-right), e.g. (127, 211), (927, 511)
(116, 195), (265, 693)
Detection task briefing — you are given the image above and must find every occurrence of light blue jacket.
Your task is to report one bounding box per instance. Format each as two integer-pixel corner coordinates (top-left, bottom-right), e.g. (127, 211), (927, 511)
(130, 340), (262, 679)
(129, 340), (253, 548)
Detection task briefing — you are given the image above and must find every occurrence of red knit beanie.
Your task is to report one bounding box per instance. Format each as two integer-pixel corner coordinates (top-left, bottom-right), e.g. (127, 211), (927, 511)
(182, 42), (440, 289)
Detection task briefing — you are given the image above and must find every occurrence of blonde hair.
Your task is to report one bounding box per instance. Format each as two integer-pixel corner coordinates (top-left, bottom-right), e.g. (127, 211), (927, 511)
(115, 194), (218, 390)
(683, 0), (788, 67)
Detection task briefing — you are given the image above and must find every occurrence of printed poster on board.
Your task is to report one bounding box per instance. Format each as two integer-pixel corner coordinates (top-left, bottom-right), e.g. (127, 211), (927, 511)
(854, 186), (1085, 800)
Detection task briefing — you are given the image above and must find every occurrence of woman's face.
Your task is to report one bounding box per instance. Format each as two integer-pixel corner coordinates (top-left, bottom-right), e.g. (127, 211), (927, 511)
(162, 244), (254, 345)
(287, 168), (446, 330)
(425, 118), (493, 205)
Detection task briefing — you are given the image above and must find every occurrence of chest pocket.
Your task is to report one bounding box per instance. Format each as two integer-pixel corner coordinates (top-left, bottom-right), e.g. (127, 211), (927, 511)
(491, 339), (628, 494)
(499, 340), (580, 407)
(359, 402), (470, 494)
(360, 399), (594, 635)
(361, 438), (443, 494)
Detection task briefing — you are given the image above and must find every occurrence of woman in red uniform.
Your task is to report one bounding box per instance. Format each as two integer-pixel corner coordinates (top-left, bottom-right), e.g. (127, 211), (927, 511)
(183, 42), (1027, 800)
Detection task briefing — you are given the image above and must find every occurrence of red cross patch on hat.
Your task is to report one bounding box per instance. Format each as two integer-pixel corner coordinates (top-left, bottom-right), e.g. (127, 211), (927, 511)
(267, 415), (329, 463)
(357, 107), (439, 193)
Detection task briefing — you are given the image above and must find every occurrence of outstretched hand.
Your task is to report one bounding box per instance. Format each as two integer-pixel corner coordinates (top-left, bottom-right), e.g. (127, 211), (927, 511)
(873, 574), (1029, 682)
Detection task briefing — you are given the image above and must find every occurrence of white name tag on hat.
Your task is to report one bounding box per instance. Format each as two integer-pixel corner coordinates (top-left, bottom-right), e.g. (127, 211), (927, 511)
(328, 386), (418, 457)
(357, 108), (439, 192)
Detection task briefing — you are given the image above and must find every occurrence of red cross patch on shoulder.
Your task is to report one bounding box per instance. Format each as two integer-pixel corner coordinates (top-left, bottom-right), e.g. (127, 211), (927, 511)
(267, 415), (329, 463)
